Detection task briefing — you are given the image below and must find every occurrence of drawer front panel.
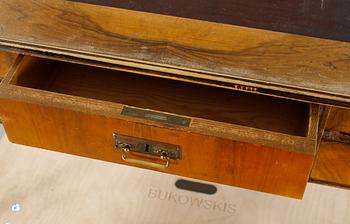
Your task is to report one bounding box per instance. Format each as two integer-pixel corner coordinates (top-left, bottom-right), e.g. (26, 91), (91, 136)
(0, 99), (313, 198)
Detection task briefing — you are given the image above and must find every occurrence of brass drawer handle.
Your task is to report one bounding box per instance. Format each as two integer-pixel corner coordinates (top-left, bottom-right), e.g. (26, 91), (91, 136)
(113, 133), (182, 169)
(121, 147), (170, 169)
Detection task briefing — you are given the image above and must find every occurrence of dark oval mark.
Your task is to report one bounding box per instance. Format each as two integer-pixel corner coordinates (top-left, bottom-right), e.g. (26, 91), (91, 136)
(175, 179), (217, 195)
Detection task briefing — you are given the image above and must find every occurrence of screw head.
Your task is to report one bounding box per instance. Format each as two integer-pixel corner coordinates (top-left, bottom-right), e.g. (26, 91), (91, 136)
(11, 203), (21, 212)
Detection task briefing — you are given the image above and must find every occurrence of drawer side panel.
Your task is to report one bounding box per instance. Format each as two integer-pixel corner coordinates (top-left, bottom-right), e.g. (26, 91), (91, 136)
(0, 52), (17, 80)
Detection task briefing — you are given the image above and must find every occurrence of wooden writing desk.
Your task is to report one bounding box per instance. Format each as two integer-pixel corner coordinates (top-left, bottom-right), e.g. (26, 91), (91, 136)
(0, 0), (349, 198)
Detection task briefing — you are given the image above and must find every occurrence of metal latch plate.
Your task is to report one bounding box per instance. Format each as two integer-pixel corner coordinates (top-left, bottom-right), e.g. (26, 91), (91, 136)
(113, 134), (182, 160)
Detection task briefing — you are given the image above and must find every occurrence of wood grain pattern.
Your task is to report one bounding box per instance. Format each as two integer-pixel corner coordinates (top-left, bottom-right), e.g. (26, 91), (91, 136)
(0, 55), (319, 154)
(307, 106), (350, 188)
(326, 108), (350, 133)
(13, 57), (310, 136)
(0, 56), (317, 198)
(0, 0), (350, 106)
(311, 141), (350, 187)
(316, 106), (331, 148)
(72, 0), (350, 42)
(0, 99), (314, 198)
(0, 52), (17, 80)
(0, 133), (349, 224)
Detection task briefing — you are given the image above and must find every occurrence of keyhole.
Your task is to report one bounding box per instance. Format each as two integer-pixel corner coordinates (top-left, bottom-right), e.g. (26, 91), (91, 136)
(145, 144), (150, 152)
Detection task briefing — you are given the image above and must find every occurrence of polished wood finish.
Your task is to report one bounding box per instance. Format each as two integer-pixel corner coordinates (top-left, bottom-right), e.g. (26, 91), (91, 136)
(2, 56), (320, 154)
(1, 135), (349, 224)
(311, 107), (350, 186)
(13, 57), (310, 136)
(0, 52), (17, 80)
(0, 100), (314, 198)
(1, 0), (350, 107)
(326, 108), (350, 133)
(0, 55), (319, 198)
(73, 0), (350, 42)
(311, 141), (350, 187)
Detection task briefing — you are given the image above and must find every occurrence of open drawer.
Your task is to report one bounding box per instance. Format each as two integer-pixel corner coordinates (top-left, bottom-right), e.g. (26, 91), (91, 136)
(0, 55), (322, 198)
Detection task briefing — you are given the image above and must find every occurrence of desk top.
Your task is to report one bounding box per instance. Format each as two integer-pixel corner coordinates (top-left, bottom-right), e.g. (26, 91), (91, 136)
(73, 0), (350, 42)
(0, 0), (350, 107)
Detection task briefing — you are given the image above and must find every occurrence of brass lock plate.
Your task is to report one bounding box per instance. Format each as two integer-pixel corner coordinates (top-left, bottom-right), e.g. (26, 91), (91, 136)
(113, 133), (182, 160)
(121, 106), (191, 127)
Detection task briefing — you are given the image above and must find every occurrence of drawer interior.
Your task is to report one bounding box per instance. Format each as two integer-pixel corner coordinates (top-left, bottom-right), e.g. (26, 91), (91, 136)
(9, 56), (310, 136)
